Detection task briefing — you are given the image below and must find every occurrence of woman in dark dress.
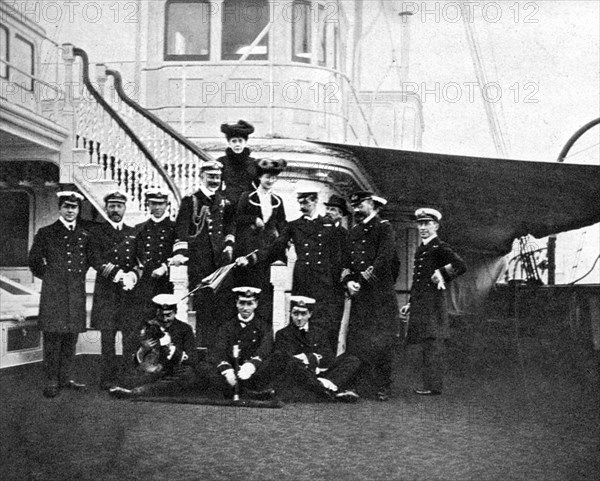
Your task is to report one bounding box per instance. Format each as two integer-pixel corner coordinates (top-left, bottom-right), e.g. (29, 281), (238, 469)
(233, 158), (287, 319)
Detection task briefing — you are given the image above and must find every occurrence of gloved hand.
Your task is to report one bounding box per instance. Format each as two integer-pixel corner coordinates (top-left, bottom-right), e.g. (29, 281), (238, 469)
(346, 281), (361, 296)
(113, 269), (125, 283)
(431, 269), (446, 290)
(235, 256), (249, 267)
(222, 246), (233, 263)
(151, 264), (168, 278)
(317, 377), (338, 392)
(237, 362), (256, 380)
(222, 368), (237, 387)
(122, 271), (137, 291)
(169, 254), (188, 266)
(293, 353), (309, 365)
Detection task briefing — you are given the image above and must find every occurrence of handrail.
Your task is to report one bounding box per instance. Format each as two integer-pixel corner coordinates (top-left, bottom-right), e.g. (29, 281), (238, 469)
(73, 47), (181, 205)
(105, 68), (214, 166)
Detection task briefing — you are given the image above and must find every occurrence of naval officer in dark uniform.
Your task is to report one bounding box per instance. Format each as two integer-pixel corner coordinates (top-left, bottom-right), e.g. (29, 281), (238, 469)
(403, 208), (466, 396)
(90, 191), (143, 389)
(342, 191), (400, 401)
(170, 161), (235, 351)
(28, 191), (95, 398)
(265, 186), (343, 337)
(109, 294), (198, 398)
(131, 188), (176, 324)
(272, 296), (360, 402)
(207, 287), (274, 399)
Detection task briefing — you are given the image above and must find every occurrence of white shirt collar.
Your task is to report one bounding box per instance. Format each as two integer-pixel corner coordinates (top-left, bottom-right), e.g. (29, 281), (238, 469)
(200, 184), (217, 198)
(150, 212), (170, 223)
(59, 217), (76, 230)
(238, 313), (255, 325)
(422, 235), (437, 245)
(362, 212), (377, 224)
(303, 212), (319, 221)
(107, 219), (124, 231)
(298, 322), (309, 332)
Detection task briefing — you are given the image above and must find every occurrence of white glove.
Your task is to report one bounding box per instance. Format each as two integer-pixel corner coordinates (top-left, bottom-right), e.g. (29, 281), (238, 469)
(237, 362), (256, 380)
(431, 269), (446, 290)
(346, 281), (361, 296)
(169, 254), (188, 266)
(122, 271), (137, 291)
(222, 368), (237, 387)
(222, 246), (233, 262)
(235, 256), (249, 267)
(317, 377), (338, 392)
(151, 264), (168, 278)
(159, 332), (172, 347)
(293, 353), (309, 365)
(113, 269), (125, 283)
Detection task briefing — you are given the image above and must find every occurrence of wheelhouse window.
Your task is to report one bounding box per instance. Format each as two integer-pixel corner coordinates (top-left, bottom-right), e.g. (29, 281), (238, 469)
(332, 24), (339, 69)
(13, 35), (34, 91)
(0, 26), (8, 79)
(165, 0), (211, 61)
(221, 0), (269, 61)
(317, 4), (326, 66)
(292, 0), (312, 64)
(0, 191), (31, 267)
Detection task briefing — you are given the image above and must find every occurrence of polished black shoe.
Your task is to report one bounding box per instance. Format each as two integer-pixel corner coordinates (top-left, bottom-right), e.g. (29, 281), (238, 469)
(413, 388), (442, 396)
(335, 390), (360, 403)
(245, 388), (276, 401)
(61, 380), (87, 390)
(43, 383), (60, 398)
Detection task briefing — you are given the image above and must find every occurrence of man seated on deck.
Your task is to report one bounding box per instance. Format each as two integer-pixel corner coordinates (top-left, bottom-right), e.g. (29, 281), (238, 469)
(109, 294), (198, 399)
(272, 296), (361, 403)
(200, 286), (275, 401)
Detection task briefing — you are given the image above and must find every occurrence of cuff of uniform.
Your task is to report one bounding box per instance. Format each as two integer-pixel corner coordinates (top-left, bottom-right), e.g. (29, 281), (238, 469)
(217, 362), (232, 373)
(249, 356), (262, 369)
(441, 264), (457, 282)
(102, 263), (118, 279)
(173, 241), (188, 255)
(224, 234), (235, 246)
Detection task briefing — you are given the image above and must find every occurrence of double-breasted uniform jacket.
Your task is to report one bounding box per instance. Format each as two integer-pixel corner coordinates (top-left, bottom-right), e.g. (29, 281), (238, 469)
(89, 222), (142, 331)
(133, 216), (176, 303)
(29, 220), (98, 333)
(270, 216), (342, 302)
(274, 323), (334, 373)
(342, 215), (400, 336)
(217, 147), (258, 206)
(211, 315), (273, 374)
(136, 318), (198, 373)
(173, 189), (235, 287)
(406, 236), (466, 344)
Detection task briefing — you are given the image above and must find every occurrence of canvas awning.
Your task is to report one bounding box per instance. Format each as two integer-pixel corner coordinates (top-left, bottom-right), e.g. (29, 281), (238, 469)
(313, 142), (600, 256)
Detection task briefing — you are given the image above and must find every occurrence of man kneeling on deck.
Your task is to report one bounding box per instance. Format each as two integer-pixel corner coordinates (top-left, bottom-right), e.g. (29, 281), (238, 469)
(109, 294), (198, 398)
(272, 296), (361, 403)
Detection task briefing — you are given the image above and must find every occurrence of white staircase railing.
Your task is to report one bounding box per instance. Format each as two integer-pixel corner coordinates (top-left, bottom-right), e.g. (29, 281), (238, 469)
(62, 44), (180, 216)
